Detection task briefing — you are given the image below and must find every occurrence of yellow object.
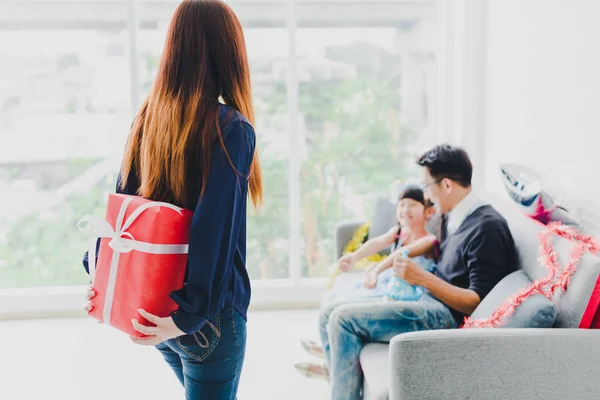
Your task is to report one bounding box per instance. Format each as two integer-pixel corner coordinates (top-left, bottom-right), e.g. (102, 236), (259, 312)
(327, 222), (386, 288)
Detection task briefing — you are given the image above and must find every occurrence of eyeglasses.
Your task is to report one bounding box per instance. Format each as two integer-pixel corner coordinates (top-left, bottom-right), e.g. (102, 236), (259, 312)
(421, 177), (445, 191)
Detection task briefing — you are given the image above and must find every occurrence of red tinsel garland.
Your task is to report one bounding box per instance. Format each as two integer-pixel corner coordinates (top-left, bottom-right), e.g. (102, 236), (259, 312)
(463, 222), (600, 329)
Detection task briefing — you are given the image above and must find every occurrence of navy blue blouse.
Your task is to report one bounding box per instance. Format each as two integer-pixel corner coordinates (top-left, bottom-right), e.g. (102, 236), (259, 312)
(83, 104), (255, 334)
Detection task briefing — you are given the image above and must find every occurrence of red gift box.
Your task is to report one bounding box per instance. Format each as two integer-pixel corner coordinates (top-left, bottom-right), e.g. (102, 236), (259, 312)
(79, 193), (193, 338)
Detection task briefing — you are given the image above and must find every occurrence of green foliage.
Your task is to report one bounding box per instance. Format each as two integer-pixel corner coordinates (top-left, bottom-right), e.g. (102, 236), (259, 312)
(0, 174), (115, 288)
(57, 53), (81, 72)
(246, 158), (290, 279)
(294, 43), (414, 277)
(1, 40), (417, 286)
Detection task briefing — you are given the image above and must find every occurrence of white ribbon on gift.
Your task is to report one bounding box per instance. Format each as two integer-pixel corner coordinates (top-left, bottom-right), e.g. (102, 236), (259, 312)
(78, 196), (189, 325)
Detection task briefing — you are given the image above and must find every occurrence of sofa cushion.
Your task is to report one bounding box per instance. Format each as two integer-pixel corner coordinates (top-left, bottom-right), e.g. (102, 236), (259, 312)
(486, 194), (600, 328)
(470, 270), (557, 328)
(360, 343), (390, 400)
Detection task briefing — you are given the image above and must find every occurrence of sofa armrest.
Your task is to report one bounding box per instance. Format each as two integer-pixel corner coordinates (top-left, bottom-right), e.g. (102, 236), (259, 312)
(389, 328), (600, 400)
(334, 220), (365, 260)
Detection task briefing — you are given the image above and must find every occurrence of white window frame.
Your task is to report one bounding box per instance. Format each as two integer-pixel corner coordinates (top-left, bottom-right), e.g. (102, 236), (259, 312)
(436, 0), (489, 188)
(0, 0), (478, 318)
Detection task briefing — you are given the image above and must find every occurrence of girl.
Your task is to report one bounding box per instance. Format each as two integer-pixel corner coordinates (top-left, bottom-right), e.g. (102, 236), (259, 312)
(295, 186), (438, 379)
(84, 1), (262, 398)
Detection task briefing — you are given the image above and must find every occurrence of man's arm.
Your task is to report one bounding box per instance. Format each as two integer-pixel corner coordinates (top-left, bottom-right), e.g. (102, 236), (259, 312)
(420, 227), (512, 316)
(421, 274), (481, 315)
(394, 260), (481, 314)
(372, 235), (437, 274)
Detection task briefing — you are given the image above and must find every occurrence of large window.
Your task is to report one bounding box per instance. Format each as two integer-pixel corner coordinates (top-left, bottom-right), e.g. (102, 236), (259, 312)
(0, 1), (439, 294)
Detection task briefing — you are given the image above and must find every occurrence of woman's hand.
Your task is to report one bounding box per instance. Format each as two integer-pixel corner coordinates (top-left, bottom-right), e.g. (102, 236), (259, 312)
(130, 309), (186, 346)
(84, 283), (104, 324)
(84, 283), (95, 313)
(338, 253), (357, 272)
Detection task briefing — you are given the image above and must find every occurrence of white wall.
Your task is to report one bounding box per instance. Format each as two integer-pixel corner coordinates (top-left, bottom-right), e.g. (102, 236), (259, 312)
(483, 0), (600, 228)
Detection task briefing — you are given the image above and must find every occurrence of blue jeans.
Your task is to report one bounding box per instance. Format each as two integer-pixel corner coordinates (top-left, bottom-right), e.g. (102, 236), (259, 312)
(155, 307), (247, 400)
(320, 294), (457, 400)
(318, 281), (390, 362)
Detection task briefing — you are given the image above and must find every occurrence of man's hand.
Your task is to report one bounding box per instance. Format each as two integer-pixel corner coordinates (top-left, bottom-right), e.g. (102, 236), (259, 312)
(130, 309), (186, 346)
(338, 253), (358, 272)
(392, 256), (429, 286)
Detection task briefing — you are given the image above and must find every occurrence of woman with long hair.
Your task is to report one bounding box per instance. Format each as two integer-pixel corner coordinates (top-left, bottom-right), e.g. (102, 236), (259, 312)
(83, 1), (262, 398)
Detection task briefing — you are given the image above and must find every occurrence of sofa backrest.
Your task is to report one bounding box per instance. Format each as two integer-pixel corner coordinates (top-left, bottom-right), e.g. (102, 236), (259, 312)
(487, 194), (600, 328)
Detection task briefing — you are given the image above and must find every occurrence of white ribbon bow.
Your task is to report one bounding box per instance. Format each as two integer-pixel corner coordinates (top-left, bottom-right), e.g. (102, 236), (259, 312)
(78, 196), (189, 325)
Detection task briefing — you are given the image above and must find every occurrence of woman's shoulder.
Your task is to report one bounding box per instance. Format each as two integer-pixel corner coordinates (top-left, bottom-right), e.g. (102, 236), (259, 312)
(219, 104), (252, 130)
(217, 104), (255, 153)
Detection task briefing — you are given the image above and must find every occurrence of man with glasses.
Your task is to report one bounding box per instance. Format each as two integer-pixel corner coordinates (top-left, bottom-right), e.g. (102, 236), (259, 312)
(325, 144), (517, 400)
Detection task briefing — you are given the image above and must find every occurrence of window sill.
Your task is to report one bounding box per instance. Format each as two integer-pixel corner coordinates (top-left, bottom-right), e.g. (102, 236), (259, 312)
(0, 278), (328, 319)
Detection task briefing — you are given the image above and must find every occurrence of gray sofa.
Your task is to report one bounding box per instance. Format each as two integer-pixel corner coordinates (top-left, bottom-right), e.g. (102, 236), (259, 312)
(332, 195), (600, 400)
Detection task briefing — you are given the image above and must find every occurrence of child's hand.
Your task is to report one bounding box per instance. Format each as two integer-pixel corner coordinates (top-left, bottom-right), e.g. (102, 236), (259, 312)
(338, 254), (357, 272)
(364, 268), (378, 289)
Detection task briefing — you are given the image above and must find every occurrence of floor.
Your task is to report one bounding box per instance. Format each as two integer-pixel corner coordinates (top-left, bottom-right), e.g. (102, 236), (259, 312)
(0, 310), (329, 400)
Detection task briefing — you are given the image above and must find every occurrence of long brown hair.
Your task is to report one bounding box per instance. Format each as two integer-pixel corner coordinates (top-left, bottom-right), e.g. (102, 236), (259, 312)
(120, 0), (262, 209)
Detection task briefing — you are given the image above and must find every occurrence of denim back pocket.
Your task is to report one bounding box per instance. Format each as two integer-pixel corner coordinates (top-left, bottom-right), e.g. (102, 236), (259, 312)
(175, 313), (221, 362)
